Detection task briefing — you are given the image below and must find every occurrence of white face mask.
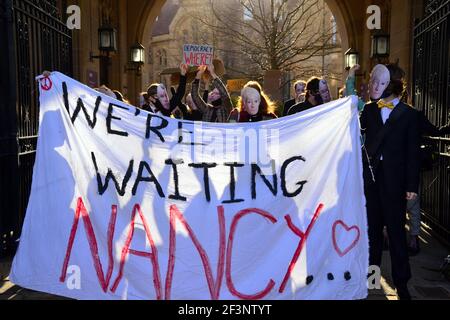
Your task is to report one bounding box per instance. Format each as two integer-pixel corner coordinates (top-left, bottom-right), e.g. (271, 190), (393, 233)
(157, 85), (170, 110)
(319, 80), (331, 103)
(369, 65), (390, 100)
(242, 88), (261, 116)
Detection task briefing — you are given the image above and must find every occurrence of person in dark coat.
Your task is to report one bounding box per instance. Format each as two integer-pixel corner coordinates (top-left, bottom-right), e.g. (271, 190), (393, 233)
(191, 64), (233, 123)
(176, 93), (204, 121)
(283, 80), (306, 116)
(406, 112), (450, 255)
(146, 63), (188, 117)
(286, 77), (323, 115)
(360, 63), (420, 300)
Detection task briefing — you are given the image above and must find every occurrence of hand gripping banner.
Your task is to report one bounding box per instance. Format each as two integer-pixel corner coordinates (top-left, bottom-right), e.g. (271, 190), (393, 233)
(10, 72), (368, 300)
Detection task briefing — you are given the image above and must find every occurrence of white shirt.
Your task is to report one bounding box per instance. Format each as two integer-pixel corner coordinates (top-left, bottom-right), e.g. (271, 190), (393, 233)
(380, 98), (400, 160)
(380, 98), (400, 124)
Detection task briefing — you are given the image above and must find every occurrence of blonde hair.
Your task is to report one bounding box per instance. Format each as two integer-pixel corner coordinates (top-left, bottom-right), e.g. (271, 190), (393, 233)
(294, 80), (307, 91)
(237, 81), (276, 115)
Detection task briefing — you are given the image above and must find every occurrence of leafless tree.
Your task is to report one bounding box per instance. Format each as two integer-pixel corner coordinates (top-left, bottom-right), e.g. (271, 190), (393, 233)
(196, 0), (338, 78)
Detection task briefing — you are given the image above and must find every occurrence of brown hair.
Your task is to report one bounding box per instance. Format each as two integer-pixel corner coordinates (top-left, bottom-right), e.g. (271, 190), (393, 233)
(294, 80), (307, 91)
(385, 63), (407, 97)
(147, 83), (167, 98)
(113, 90), (130, 104)
(147, 84), (159, 97)
(237, 81), (276, 115)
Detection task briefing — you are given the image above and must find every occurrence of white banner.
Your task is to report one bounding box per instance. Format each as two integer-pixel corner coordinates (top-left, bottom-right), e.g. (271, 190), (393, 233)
(10, 72), (368, 300)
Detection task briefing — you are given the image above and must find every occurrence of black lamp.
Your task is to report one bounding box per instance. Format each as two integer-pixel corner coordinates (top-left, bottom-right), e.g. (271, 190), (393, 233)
(371, 33), (390, 58)
(345, 48), (359, 70)
(98, 25), (117, 52)
(125, 42), (146, 75)
(90, 25), (117, 62)
(130, 43), (145, 64)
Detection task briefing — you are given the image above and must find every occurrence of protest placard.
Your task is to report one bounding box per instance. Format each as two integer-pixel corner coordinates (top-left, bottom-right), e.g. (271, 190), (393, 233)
(183, 44), (214, 66)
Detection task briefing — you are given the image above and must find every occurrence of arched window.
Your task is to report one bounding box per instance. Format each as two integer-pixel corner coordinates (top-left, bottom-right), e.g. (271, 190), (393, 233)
(157, 50), (162, 66)
(161, 49), (167, 67)
(331, 15), (337, 45)
(148, 49), (153, 64)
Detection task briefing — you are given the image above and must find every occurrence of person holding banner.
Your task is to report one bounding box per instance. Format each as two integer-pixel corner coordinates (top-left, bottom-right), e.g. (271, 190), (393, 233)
(343, 64), (391, 113)
(146, 63), (188, 117)
(228, 81), (278, 123)
(360, 63), (420, 300)
(190, 64), (233, 123)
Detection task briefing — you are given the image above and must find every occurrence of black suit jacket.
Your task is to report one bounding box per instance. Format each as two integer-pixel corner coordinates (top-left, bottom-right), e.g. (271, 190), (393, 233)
(286, 100), (314, 116)
(419, 111), (450, 136)
(360, 101), (420, 194)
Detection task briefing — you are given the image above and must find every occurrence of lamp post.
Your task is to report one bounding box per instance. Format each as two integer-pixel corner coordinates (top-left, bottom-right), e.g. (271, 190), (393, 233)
(98, 25), (117, 52)
(371, 33), (390, 62)
(130, 43), (145, 64)
(345, 48), (359, 71)
(90, 25), (117, 86)
(125, 42), (146, 106)
(125, 42), (145, 75)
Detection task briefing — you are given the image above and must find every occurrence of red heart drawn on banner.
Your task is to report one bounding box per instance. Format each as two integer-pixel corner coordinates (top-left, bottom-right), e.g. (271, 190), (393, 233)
(40, 76), (53, 91)
(332, 220), (360, 257)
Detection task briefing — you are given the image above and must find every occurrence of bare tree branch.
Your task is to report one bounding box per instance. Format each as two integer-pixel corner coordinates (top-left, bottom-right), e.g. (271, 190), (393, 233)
(196, 0), (339, 77)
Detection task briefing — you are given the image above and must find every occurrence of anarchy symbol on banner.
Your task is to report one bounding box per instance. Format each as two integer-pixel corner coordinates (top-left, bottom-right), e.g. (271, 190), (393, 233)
(40, 76), (53, 91)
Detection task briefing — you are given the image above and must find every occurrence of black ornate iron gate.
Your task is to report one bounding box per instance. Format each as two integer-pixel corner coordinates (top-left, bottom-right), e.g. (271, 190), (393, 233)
(413, 0), (450, 245)
(0, 0), (72, 257)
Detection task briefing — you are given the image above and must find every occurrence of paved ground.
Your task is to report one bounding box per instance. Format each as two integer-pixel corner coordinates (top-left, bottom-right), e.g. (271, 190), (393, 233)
(368, 223), (450, 300)
(1, 222), (449, 300)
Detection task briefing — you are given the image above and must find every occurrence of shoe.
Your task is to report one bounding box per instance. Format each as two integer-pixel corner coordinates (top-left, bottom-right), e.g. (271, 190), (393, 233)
(396, 284), (411, 300)
(408, 236), (421, 256)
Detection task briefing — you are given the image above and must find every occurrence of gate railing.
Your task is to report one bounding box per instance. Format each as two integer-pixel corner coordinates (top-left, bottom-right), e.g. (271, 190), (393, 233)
(413, 0), (450, 246)
(0, 0), (72, 257)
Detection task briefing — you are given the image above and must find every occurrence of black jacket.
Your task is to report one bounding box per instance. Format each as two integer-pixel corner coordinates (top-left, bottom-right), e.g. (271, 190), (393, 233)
(155, 75), (187, 117)
(360, 101), (421, 194)
(177, 103), (203, 121)
(283, 99), (296, 116)
(419, 111), (450, 136)
(286, 100), (314, 115)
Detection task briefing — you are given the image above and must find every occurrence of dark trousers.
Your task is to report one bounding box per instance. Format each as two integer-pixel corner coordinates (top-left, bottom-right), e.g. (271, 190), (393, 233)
(364, 162), (411, 288)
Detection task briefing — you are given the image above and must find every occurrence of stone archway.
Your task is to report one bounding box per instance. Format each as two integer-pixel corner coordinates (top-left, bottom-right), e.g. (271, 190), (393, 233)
(324, 0), (351, 57)
(135, 0), (166, 89)
(120, 0), (166, 104)
(132, 0), (355, 95)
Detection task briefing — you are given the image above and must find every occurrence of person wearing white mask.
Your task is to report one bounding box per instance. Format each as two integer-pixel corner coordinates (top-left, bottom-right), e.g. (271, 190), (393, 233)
(345, 64), (391, 112)
(146, 63), (188, 117)
(360, 63), (420, 300)
(228, 81), (277, 122)
(318, 78), (332, 104)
